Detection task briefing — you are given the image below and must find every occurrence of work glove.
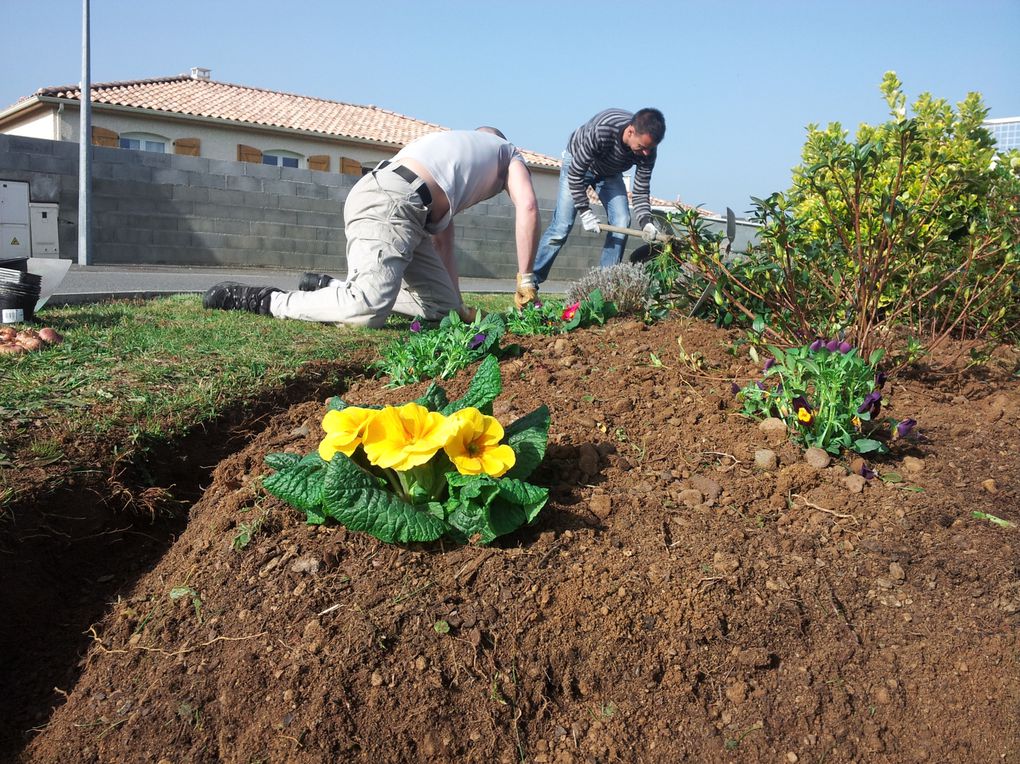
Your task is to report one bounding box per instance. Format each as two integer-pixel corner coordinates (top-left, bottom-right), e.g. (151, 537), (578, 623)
(514, 272), (538, 310)
(579, 209), (601, 234)
(641, 222), (659, 243)
(458, 304), (478, 323)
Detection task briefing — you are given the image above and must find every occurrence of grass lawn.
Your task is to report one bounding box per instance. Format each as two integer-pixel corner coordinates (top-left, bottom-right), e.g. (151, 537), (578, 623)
(0, 292), (515, 473)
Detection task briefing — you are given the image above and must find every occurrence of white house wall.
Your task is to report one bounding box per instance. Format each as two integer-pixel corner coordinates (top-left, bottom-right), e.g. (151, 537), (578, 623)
(3, 111), (57, 140)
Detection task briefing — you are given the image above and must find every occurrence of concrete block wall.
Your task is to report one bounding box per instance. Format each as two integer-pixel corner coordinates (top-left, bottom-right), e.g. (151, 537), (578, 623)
(0, 134), (610, 282)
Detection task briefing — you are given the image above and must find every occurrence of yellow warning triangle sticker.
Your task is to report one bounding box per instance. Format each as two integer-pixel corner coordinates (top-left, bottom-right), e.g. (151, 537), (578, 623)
(9, 237), (19, 246)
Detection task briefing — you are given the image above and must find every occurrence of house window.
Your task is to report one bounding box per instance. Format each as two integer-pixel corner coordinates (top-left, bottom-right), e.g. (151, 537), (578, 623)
(119, 132), (168, 153)
(263, 151), (301, 169)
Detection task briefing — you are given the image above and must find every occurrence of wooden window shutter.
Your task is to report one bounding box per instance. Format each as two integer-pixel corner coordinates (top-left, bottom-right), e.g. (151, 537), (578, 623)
(174, 137), (201, 156)
(91, 126), (119, 147)
(237, 144), (262, 163)
(340, 157), (362, 176)
(307, 154), (330, 172)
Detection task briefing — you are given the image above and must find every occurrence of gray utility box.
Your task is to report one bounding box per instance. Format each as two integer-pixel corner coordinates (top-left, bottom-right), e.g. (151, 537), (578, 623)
(0, 180), (31, 260)
(29, 203), (60, 256)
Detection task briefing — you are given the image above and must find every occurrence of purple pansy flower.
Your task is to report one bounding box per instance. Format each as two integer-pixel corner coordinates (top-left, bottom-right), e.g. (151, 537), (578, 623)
(856, 461), (877, 480)
(763, 358), (776, 372)
(756, 380), (766, 391)
(895, 418), (917, 439)
(825, 339), (840, 352)
(857, 390), (882, 417)
(875, 371), (887, 389)
(730, 382), (741, 395)
(468, 332), (486, 350)
(409, 319), (422, 333)
(791, 395), (814, 425)
(534, 299), (543, 308)
(809, 339), (824, 352)
(838, 341), (853, 354)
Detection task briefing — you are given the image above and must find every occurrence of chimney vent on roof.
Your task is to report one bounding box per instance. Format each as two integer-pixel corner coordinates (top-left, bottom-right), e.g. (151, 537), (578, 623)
(190, 67), (211, 81)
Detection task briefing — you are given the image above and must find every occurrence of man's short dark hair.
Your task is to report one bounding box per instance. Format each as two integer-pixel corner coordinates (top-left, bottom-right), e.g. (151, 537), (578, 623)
(631, 108), (665, 143)
(476, 126), (507, 140)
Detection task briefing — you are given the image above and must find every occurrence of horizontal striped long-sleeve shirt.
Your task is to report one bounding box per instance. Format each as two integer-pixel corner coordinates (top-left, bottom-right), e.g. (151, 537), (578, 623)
(567, 108), (657, 227)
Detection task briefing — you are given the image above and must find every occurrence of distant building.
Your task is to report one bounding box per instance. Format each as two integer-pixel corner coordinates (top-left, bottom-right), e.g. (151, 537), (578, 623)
(0, 68), (565, 199)
(985, 117), (1020, 151)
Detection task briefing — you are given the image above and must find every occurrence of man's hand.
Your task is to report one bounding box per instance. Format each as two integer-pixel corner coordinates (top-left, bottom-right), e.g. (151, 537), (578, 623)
(458, 304), (478, 323)
(579, 209), (601, 234)
(514, 272), (538, 310)
(642, 222), (660, 243)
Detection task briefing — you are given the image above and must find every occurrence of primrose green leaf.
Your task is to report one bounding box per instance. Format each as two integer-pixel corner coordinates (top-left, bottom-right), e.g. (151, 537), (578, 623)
(322, 454), (448, 543)
(325, 396), (348, 412)
(415, 381), (449, 412)
(263, 453), (328, 513)
(868, 348), (886, 366)
(264, 452), (301, 471)
(852, 438), (885, 454)
(766, 345), (785, 365)
(880, 471), (904, 483)
(442, 354), (502, 415)
(326, 397), (382, 412)
(502, 405), (551, 481)
(496, 478), (548, 525)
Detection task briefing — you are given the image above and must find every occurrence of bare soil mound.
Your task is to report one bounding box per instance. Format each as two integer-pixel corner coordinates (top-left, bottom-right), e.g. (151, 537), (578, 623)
(18, 318), (1020, 763)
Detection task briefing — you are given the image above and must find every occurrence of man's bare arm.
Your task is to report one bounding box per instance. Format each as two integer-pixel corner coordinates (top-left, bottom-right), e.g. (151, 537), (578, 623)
(505, 160), (540, 273)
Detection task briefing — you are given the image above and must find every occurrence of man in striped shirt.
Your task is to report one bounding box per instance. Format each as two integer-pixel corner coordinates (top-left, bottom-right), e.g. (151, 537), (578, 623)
(532, 108), (666, 284)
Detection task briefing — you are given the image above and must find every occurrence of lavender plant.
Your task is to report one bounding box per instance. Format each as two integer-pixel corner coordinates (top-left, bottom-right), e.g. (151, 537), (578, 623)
(566, 262), (655, 316)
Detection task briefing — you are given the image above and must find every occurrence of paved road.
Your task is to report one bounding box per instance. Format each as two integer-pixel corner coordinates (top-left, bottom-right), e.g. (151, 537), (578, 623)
(47, 264), (569, 306)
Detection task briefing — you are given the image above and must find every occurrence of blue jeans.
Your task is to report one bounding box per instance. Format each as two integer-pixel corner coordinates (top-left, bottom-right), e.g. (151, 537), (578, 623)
(533, 150), (631, 284)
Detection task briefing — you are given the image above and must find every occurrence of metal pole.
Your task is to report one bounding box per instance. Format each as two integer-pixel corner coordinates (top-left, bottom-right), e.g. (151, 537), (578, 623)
(77, 0), (91, 265)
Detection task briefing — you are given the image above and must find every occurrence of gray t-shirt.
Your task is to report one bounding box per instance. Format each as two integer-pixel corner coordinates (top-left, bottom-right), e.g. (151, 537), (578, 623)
(394, 130), (525, 232)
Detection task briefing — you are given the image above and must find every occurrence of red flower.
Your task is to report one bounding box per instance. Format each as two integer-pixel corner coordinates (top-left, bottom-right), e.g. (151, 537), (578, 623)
(562, 302), (580, 321)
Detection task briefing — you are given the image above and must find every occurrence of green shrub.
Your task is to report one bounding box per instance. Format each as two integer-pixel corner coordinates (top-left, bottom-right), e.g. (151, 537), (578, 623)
(673, 72), (1020, 367)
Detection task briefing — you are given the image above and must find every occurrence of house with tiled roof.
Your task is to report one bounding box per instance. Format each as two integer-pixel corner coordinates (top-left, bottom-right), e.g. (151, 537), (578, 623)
(0, 70), (715, 275)
(0, 68), (568, 198)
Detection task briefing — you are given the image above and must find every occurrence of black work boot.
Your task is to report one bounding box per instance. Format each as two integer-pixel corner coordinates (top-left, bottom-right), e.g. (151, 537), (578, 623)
(202, 282), (281, 315)
(298, 272), (336, 291)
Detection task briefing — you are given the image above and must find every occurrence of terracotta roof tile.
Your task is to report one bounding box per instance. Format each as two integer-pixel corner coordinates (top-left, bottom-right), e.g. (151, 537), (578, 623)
(32, 75), (560, 168)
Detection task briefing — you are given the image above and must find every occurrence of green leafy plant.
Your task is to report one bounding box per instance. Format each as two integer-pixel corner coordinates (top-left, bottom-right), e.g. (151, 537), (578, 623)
(263, 356), (550, 545)
(668, 73), (1020, 366)
(376, 310), (507, 386)
(169, 586), (203, 623)
(561, 289), (618, 331)
(738, 339), (916, 455)
(503, 298), (570, 336)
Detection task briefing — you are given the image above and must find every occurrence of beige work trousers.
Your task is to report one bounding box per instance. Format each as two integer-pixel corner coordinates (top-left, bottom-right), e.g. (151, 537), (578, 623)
(269, 168), (460, 328)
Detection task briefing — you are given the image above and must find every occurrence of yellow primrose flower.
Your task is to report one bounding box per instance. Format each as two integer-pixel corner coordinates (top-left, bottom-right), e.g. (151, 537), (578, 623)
(362, 403), (456, 471)
(318, 406), (377, 461)
(444, 407), (517, 478)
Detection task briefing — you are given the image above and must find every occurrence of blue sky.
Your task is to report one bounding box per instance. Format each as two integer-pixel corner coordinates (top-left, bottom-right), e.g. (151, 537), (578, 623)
(2, 0), (1018, 215)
